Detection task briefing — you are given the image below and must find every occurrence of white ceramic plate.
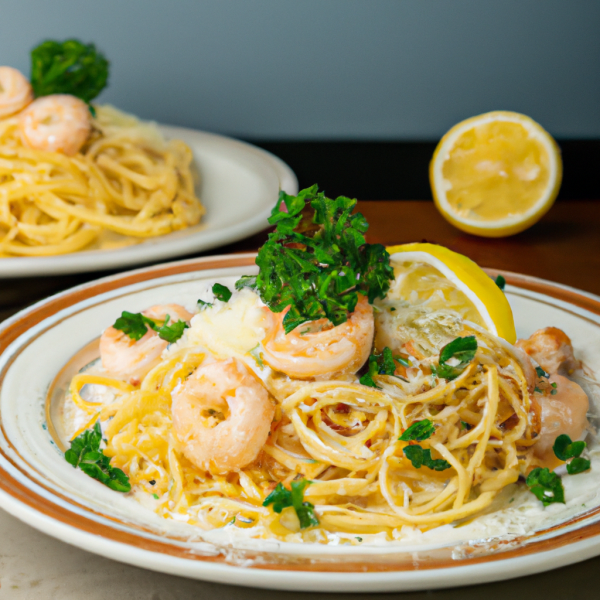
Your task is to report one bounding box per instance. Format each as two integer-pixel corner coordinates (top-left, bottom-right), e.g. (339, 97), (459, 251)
(0, 255), (599, 592)
(0, 127), (297, 278)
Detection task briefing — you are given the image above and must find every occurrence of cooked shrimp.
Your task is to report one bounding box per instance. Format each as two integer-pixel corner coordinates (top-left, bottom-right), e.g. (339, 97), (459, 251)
(100, 304), (192, 385)
(262, 294), (374, 379)
(0, 67), (33, 118)
(533, 374), (589, 460)
(172, 358), (274, 473)
(516, 327), (579, 375)
(18, 94), (91, 155)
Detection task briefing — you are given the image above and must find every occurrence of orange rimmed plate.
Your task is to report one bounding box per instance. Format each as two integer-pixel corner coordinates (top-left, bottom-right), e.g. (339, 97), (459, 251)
(0, 253), (599, 592)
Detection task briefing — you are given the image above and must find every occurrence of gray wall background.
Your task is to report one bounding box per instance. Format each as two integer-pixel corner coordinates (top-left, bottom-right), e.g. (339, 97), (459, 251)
(1, 0), (598, 140)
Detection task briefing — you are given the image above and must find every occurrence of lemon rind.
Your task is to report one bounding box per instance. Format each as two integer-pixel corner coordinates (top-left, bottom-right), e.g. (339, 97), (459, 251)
(386, 243), (517, 344)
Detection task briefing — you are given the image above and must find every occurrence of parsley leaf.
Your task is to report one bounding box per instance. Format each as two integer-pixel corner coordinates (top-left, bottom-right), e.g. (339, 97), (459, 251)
(432, 336), (477, 380)
(359, 347), (408, 388)
(403, 445), (450, 471)
(263, 479), (319, 529)
(526, 467), (565, 506)
(254, 186), (394, 334)
(567, 457), (591, 475)
(155, 315), (189, 343)
(31, 39), (109, 103)
(112, 311), (157, 341)
(197, 299), (212, 309)
(494, 274), (506, 290)
(535, 366), (549, 379)
(212, 283), (232, 302)
(553, 434), (586, 462)
(113, 311), (188, 343)
(552, 434), (590, 475)
(399, 419), (435, 441)
(65, 422), (130, 492)
(235, 275), (257, 291)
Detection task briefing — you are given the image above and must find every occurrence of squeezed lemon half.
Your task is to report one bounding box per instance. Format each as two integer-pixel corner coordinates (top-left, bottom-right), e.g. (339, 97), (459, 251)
(386, 242), (516, 344)
(430, 111), (562, 237)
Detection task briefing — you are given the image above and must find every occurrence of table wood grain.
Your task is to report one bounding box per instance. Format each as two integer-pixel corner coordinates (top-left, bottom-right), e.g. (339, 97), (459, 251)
(0, 199), (599, 598)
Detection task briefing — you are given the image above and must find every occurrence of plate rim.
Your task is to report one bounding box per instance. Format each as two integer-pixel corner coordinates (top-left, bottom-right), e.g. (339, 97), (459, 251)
(1, 255), (600, 592)
(0, 127), (298, 278)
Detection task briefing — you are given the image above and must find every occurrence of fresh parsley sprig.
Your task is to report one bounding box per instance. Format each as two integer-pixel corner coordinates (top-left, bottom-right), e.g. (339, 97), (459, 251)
(240, 186), (394, 334)
(494, 274), (506, 290)
(359, 347), (409, 388)
(553, 434), (590, 475)
(112, 311), (188, 344)
(64, 421), (130, 492)
(431, 336), (478, 381)
(31, 39), (109, 103)
(526, 467), (565, 506)
(403, 446), (451, 471)
(398, 419), (450, 471)
(212, 283), (232, 302)
(262, 479), (319, 529)
(399, 419), (435, 441)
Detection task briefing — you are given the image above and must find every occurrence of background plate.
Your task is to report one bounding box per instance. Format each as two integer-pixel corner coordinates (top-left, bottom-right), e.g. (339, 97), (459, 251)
(0, 255), (599, 592)
(0, 127), (297, 278)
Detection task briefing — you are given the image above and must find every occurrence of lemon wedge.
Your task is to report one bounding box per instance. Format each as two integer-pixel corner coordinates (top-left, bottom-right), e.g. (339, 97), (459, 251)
(430, 111), (562, 237)
(385, 242), (516, 343)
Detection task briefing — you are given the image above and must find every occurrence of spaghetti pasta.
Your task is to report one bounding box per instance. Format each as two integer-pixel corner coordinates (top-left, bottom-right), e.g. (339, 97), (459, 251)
(0, 105), (204, 256)
(61, 284), (579, 543)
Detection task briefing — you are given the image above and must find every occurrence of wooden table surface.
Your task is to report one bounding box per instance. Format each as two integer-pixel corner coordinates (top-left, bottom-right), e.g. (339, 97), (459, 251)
(1, 199), (599, 599)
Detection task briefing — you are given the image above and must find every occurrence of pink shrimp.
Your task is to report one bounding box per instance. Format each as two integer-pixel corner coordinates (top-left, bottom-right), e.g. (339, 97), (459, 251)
(516, 327), (580, 375)
(262, 294), (374, 379)
(172, 358), (274, 473)
(516, 328), (589, 461)
(100, 304), (193, 385)
(533, 374), (589, 460)
(18, 94), (91, 155)
(0, 67), (33, 118)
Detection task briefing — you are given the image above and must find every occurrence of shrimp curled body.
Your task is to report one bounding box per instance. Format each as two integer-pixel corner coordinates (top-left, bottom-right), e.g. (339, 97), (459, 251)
(262, 294), (374, 379)
(172, 358), (274, 473)
(0, 67), (33, 118)
(100, 304), (192, 385)
(18, 94), (92, 155)
(534, 374), (589, 460)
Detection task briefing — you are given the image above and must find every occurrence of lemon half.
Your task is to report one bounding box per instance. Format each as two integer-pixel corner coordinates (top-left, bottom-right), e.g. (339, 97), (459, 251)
(385, 242), (516, 343)
(430, 111), (562, 237)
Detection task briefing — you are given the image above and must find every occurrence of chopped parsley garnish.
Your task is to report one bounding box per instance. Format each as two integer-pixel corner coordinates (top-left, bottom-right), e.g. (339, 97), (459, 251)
(235, 275), (256, 291)
(112, 311), (188, 344)
(494, 274), (506, 290)
(64, 421), (130, 492)
(535, 366), (549, 379)
(403, 445), (450, 471)
(553, 434), (590, 475)
(461, 420), (472, 431)
(240, 186), (394, 334)
(399, 419), (435, 441)
(197, 299), (212, 309)
(31, 39), (109, 104)
(355, 537), (363, 542)
(262, 479), (319, 529)
(152, 493), (159, 500)
(212, 283), (232, 302)
(112, 311), (155, 341)
(526, 467), (565, 506)
(155, 315), (189, 343)
(431, 336), (477, 381)
(359, 347), (408, 388)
